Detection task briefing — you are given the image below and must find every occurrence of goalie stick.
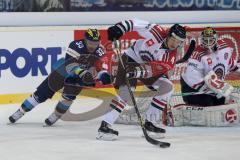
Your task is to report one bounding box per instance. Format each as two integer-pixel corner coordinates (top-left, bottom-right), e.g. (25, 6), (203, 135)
(113, 39), (171, 148)
(173, 90), (239, 97)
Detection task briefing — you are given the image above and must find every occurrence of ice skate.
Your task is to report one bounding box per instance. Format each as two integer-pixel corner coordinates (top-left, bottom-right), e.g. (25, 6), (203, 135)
(96, 121), (119, 141)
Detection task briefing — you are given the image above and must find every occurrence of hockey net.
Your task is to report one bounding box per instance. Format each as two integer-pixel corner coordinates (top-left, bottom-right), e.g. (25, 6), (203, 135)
(114, 26), (240, 125)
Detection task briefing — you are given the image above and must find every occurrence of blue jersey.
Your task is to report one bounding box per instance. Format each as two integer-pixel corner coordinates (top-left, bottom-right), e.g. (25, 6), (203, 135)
(65, 39), (106, 73)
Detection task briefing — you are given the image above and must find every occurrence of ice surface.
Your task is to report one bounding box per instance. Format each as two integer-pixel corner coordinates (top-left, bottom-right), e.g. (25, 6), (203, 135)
(0, 100), (240, 160)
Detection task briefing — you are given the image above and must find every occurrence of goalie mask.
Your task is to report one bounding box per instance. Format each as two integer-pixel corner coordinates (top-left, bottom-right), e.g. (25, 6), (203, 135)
(201, 27), (217, 50)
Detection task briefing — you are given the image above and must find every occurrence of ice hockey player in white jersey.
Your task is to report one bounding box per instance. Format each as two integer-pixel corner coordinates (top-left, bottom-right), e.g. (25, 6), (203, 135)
(181, 27), (237, 106)
(97, 19), (186, 140)
(166, 27), (240, 127)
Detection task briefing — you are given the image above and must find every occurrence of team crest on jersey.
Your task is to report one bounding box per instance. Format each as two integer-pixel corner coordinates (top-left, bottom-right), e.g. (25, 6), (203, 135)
(213, 63), (225, 80)
(76, 41), (84, 48)
(146, 39), (155, 47)
(139, 51), (154, 61)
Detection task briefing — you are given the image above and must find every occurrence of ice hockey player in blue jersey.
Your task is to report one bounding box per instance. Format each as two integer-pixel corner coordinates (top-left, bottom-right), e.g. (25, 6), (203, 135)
(9, 28), (112, 126)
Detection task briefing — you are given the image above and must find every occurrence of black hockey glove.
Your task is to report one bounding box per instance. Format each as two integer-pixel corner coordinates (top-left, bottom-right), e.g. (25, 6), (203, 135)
(66, 67), (95, 87)
(126, 65), (147, 79)
(98, 72), (113, 85)
(107, 25), (124, 41)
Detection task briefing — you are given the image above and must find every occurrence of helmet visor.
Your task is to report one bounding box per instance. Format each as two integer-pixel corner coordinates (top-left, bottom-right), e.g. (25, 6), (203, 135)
(201, 36), (217, 48)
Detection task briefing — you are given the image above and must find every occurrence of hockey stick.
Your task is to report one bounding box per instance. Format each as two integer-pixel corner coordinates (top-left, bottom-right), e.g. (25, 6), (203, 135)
(173, 91), (213, 97)
(176, 39), (196, 64)
(113, 40), (171, 148)
(173, 89), (239, 97)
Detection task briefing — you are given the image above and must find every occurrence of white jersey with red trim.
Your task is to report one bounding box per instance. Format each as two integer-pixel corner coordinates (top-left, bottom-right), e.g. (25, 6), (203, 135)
(117, 19), (177, 76)
(182, 39), (236, 91)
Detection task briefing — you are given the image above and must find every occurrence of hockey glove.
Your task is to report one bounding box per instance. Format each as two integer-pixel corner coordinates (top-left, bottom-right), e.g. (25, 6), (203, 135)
(126, 65), (148, 79)
(66, 66), (95, 87)
(107, 25), (124, 41)
(97, 70), (113, 85)
(204, 70), (233, 98)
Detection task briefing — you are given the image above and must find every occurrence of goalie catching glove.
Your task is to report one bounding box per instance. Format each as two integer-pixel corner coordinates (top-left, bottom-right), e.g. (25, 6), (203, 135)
(203, 70), (234, 98)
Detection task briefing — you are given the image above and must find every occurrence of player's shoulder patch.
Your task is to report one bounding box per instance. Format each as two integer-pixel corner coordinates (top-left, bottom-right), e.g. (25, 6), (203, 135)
(68, 40), (76, 48)
(145, 39), (155, 47)
(149, 24), (167, 43)
(74, 40), (85, 49)
(66, 39), (87, 58)
(190, 46), (207, 62)
(66, 40), (82, 59)
(217, 39), (229, 50)
(68, 40), (85, 51)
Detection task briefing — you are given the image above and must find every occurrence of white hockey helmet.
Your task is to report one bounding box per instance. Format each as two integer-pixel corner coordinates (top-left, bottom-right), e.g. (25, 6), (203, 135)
(201, 27), (217, 49)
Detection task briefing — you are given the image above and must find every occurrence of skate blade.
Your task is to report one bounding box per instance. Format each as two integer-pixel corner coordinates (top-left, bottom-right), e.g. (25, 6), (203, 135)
(96, 132), (118, 141)
(142, 131), (165, 139)
(7, 122), (16, 125)
(43, 124), (50, 127)
(42, 123), (53, 127)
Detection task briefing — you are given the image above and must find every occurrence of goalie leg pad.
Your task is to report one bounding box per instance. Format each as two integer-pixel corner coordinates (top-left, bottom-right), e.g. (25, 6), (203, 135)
(171, 103), (239, 127)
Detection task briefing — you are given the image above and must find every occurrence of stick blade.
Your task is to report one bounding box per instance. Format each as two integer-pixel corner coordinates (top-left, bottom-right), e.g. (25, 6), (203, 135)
(159, 142), (171, 148)
(144, 131), (171, 148)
